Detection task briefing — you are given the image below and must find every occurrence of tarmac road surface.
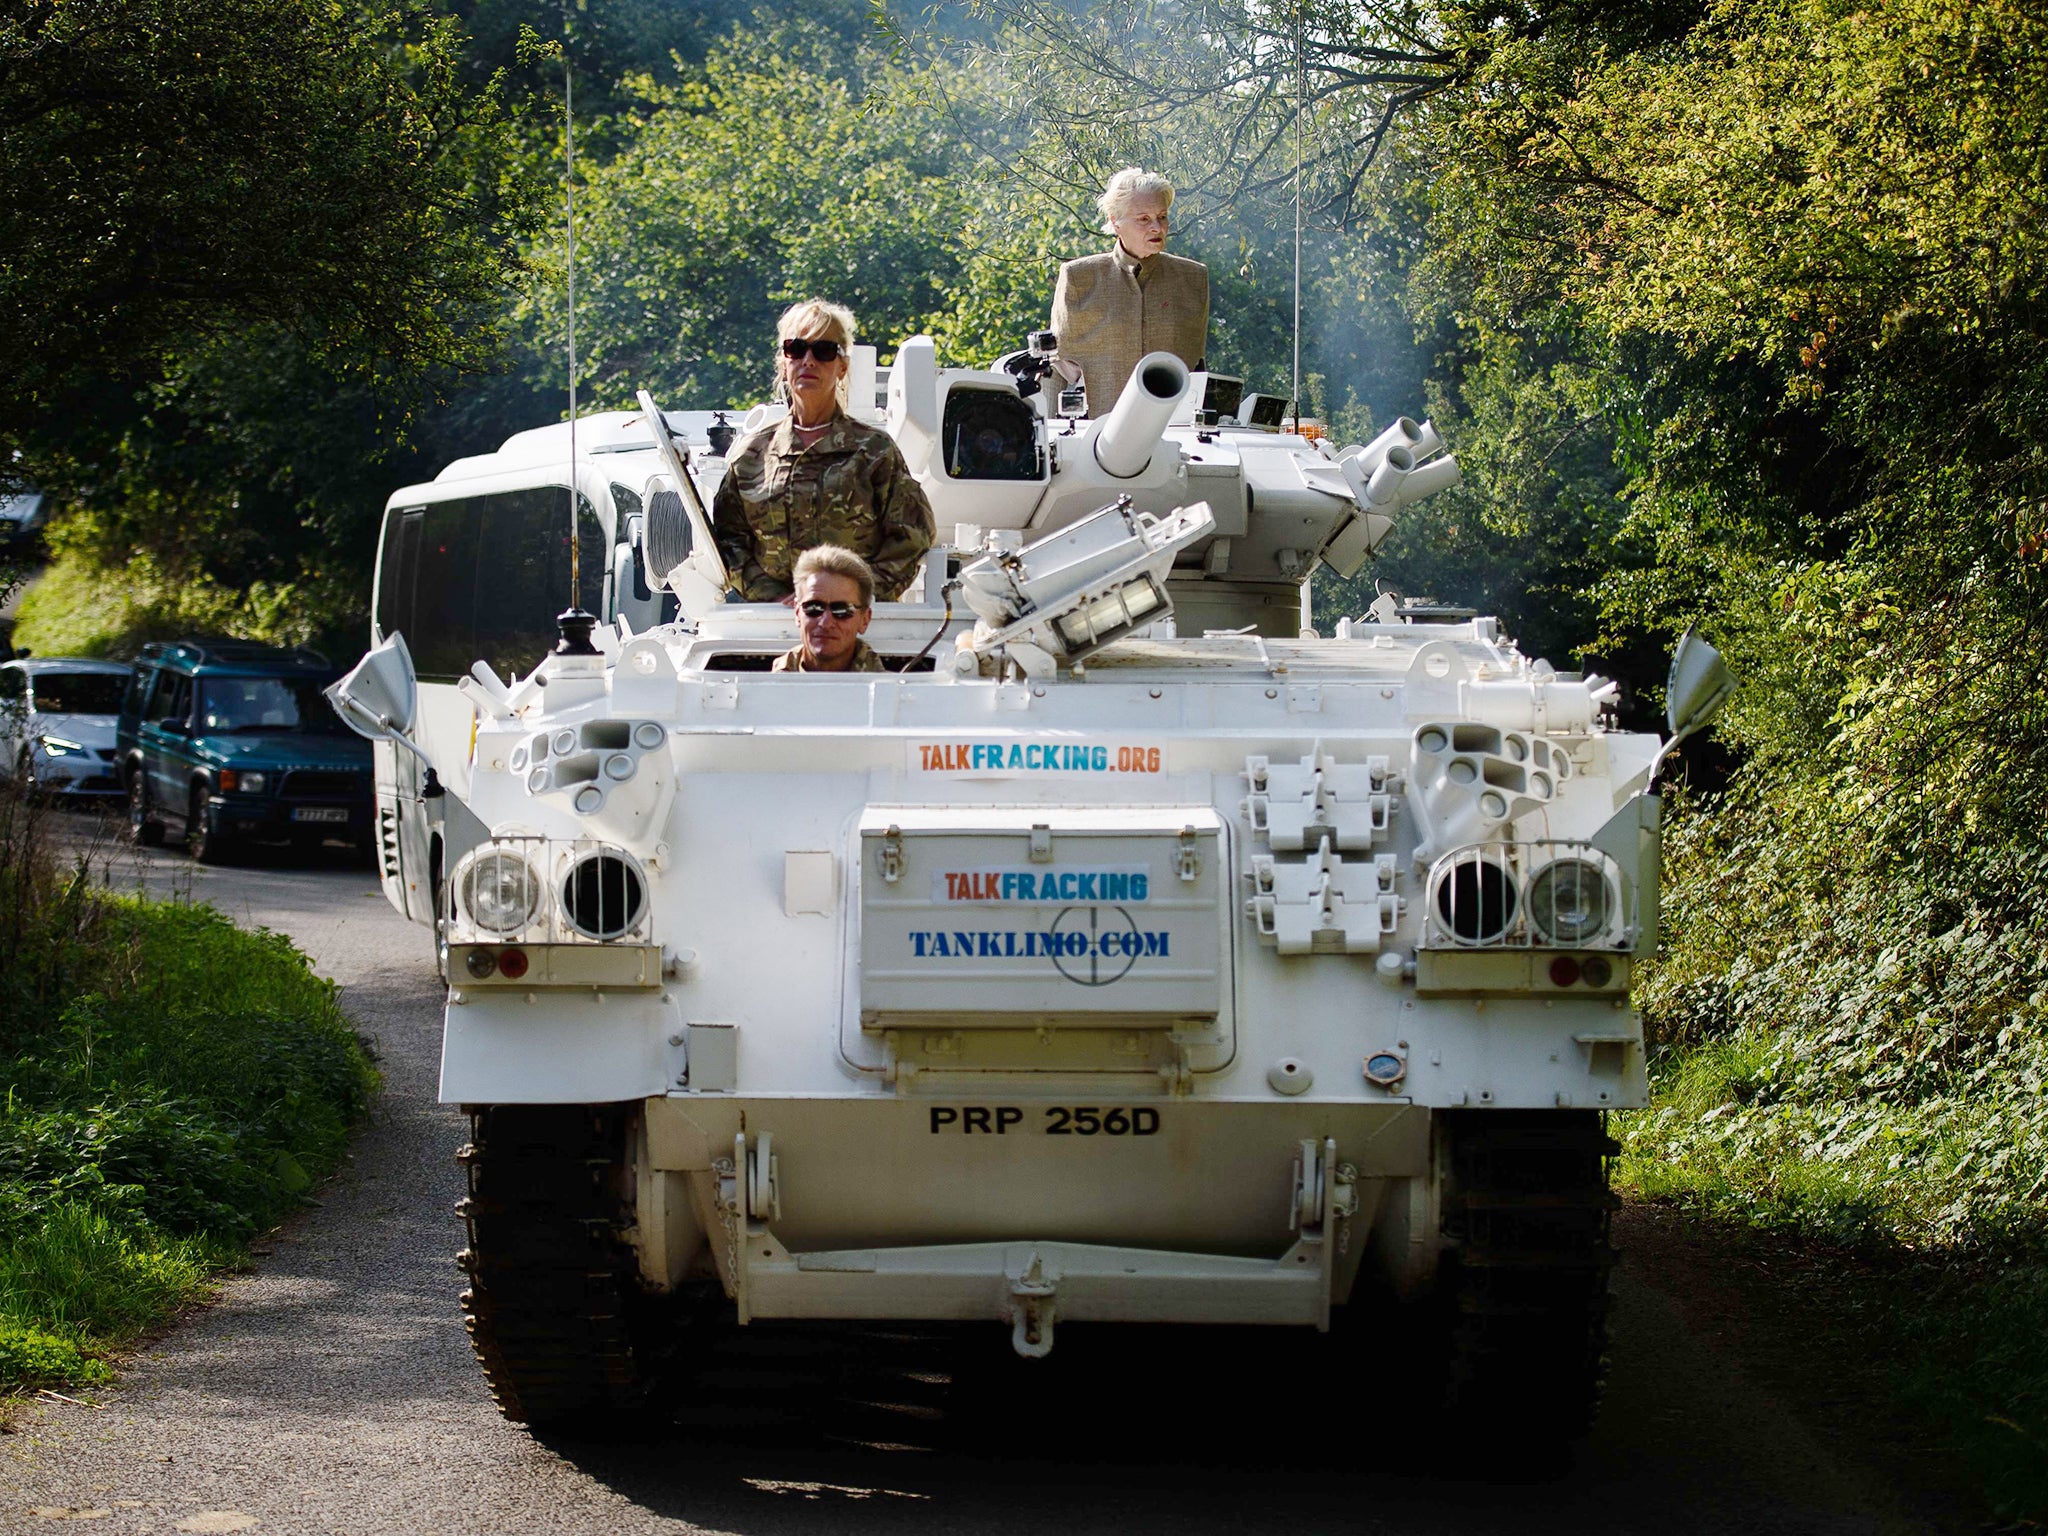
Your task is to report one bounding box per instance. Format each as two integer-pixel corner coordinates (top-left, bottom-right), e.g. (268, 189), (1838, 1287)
(4, 812), (1950, 1535)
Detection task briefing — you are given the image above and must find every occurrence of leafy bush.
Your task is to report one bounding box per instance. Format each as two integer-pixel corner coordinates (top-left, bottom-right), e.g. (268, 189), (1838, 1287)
(0, 1320), (111, 1389)
(0, 783), (377, 1392)
(1625, 786), (2048, 1518)
(6, 535), (358, 664)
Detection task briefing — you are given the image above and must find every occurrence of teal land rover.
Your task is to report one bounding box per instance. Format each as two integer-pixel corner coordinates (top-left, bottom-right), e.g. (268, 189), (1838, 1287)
(117, 640), (373, 863)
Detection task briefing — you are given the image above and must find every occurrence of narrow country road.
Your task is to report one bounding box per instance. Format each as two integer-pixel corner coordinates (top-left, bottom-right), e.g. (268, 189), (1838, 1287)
(4, 811), (1952, 1535)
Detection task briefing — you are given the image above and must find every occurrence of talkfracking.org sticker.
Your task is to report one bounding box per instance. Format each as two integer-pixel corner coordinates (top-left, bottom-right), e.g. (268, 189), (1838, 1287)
(908, 739), (1165, 777)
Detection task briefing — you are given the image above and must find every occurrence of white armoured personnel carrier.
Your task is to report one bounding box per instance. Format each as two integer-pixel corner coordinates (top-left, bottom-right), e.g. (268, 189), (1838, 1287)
(337, 339), (1731, 1437)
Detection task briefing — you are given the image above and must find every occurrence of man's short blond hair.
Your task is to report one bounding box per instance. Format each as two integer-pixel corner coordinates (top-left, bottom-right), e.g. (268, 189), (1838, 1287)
(793, 544), (876, 608)
(1098, 167), (1175, 234)
(777, 299), (857, 410)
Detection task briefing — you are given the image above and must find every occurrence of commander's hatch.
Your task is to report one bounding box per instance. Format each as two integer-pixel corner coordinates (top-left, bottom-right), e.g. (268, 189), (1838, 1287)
(636, 389), (727, 620)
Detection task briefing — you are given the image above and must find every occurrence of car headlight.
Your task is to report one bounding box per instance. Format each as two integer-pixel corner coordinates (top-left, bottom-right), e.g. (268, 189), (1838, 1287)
(36, 734), (84, 756)
(237, 771), (267, 794)
(458, 848), (542, 936)
(1528, 857), (1617, 946)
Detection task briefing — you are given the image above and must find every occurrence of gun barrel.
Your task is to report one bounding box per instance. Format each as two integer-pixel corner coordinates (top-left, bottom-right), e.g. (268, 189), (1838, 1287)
(1093, 352), (1191, 479)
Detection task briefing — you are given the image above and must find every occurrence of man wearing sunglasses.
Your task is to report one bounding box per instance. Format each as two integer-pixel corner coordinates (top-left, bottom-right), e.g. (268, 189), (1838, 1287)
(712, 299), (935, 604)
(771, 546), (888, 674)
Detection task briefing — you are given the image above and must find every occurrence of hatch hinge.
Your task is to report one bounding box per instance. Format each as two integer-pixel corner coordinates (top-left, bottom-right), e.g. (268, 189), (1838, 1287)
(1242, 744), (1403, 955)
(1248, 837), (1401, 954)
(1244, 741), (1396, 852)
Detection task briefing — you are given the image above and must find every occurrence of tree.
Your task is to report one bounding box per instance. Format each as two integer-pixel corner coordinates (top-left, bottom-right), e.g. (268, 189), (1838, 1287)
(0, 0), (536, 461)
(520, 18), (1074, 412)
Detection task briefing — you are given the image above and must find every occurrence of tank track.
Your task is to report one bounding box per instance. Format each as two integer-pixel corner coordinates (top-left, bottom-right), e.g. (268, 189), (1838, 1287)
(1434, 1109), (1619, 1443)
(455, 1104), (665, 1427)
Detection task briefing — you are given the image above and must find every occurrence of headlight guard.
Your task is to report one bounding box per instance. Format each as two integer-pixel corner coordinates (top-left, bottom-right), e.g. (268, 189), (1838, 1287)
(1422, 843), (1630, 951)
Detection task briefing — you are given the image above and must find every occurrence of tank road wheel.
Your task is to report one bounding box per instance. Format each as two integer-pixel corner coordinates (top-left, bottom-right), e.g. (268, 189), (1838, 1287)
(127, 771), (164, 846)
(1431, 1110), (1618, 1452)
(455, 1104), (671, 1429)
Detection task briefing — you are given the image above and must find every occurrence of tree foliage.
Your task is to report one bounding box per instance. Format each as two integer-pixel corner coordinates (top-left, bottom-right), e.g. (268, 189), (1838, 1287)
(0, 0), (533, 436)
(1399, 1), (2048, 1499)
(0, 0), (544, 649)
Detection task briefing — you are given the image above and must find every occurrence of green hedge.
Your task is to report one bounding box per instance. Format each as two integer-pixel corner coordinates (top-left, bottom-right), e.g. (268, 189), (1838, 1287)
(1624, 791), (2048, 1522)
(0, 828), (378, 1391)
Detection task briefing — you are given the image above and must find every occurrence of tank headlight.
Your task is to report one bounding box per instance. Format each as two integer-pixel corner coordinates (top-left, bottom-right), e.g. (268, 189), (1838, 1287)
(459, 849), (542, 935)
(561, 851), (647, 941)
(1430, 854), (1518, 945)
(1528, 858), (1616, 946)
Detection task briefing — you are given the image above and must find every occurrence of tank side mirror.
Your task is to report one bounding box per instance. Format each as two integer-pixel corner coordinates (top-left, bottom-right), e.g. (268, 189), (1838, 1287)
(1665, 627), (1735, 745)
(327, 631), (418, 741)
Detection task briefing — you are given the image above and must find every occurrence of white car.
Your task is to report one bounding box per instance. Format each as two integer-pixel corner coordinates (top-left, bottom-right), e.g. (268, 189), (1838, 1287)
(0, 657), (132, 799)
(0, 490), (51, 553)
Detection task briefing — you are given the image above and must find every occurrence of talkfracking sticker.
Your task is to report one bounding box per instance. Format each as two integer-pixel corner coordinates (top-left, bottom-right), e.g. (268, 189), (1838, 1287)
(934, 866), (1151, 904)
(908, 739), (1166, 777)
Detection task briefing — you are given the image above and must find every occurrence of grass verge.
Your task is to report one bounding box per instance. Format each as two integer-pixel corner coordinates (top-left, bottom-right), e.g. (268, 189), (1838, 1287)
(0, 788), (378, 1395)
(1620, 1036), (2048, 1526)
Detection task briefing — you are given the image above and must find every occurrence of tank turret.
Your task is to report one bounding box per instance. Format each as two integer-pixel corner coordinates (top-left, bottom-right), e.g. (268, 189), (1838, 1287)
(886, 336), (1465, 636)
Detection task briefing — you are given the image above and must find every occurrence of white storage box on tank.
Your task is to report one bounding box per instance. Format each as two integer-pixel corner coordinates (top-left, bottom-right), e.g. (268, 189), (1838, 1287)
(856, 806), (1229, 1029)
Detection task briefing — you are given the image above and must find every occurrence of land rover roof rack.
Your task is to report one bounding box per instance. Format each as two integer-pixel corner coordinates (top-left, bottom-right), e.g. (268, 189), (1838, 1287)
(136, 638), (332, 671)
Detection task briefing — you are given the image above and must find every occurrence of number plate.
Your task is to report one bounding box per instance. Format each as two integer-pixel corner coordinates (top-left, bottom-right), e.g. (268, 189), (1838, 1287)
(292, 807), (351, 823)
(929, 1105), (1161, 1136)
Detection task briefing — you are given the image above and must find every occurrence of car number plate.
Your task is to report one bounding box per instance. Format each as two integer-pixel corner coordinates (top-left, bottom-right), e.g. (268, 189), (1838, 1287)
(292, 807), (351, 823)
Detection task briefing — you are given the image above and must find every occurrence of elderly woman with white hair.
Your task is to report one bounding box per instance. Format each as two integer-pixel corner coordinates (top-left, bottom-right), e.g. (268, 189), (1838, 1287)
(1048, 167), (1210, 416)
(711, 298), (935, 603)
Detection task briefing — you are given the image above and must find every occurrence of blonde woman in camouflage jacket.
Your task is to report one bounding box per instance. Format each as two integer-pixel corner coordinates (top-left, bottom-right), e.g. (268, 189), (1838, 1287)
(711, 299), (936, 603)
(1050, 168), (1209, 416)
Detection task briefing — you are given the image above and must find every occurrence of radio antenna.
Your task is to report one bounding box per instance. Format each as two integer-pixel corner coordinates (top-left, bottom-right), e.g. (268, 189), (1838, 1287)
(563, 39), (580, 604)
(550, 16), (597, 657)
(1291, 0), (1304, 435)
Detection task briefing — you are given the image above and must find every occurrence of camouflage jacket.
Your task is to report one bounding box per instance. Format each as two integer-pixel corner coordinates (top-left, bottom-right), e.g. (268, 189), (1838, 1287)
(710, 411), (936, 602)
(1050, 245), (1209, 416)
(771, 638), (888, 673)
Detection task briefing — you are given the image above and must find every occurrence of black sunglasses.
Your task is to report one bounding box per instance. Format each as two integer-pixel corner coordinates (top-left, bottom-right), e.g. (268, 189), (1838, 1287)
(800, 600), (865, 620)
(781, 337), (844, 363)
